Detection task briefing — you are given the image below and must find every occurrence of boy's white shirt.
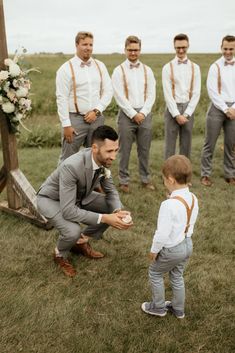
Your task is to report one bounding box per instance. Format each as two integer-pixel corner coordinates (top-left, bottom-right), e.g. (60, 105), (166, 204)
(151, 187), (199, 254)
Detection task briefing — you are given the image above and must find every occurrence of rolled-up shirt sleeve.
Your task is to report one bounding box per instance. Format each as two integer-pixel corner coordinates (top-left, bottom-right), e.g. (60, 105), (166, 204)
(56, 66), (72, 127)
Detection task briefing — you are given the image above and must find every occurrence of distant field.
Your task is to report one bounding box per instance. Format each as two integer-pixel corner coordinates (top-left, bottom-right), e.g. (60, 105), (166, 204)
(16, 53), (220, 147)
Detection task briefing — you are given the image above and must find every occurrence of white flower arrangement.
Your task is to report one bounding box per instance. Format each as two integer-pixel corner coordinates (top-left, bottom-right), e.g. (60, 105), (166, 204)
(0, 48), (39, 133)
(101, 167), (111, 179)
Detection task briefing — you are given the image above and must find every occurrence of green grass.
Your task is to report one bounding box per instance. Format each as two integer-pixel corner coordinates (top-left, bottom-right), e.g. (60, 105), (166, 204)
(12, 52), (220, 147)
(0, 136), (235, 353)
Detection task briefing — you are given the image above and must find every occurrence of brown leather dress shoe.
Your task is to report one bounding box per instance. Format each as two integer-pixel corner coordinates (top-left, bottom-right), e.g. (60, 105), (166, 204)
(71, 242), (104, 259)
(225, 177), (235, 185)
(54, 255), (76, 277)
(119, 184), (130, 193)
(142, 182), (155, 191)
(201, 176), (212, 187)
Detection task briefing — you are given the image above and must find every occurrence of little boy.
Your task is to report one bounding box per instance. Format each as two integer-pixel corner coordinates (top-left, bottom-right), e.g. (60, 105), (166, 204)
(141, 155), (199, 319)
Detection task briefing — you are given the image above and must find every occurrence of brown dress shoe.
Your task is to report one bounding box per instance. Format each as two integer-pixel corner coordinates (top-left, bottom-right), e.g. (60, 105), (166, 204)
(225, 177), (235, 185)
(71, 242), (104, 259)
(54, 255), (76, 277)
(119, 184), (130, 193)
(201, 176), (212, 187)
(142, 182), (155, 191)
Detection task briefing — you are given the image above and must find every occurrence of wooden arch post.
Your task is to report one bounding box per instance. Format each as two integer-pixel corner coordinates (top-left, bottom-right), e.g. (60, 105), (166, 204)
(0, 0), (50, 228)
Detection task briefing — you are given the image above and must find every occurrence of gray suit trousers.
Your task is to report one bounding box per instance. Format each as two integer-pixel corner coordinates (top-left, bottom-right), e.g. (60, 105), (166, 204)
(149, 237), (193, 313)
(37, 192), (110, 258)
(59, 113), (105, 163)
(164, 103), (194, 159)
(201, 103), (235, 178)
(117, 110), (152, 184)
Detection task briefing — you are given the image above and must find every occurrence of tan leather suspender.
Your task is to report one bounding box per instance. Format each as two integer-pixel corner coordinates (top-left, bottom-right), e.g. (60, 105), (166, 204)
(170, 61), (195, 100)
(68, 59), (103, 113)
(215, 63), (222, 94)
(68, 61), (79, 114)
(120, 64), (148, 101)
(120, 65), (129, 99)
(171, 195), (195, 235)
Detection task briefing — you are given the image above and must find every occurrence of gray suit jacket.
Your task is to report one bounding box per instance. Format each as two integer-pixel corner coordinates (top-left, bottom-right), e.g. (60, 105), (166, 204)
(37, 148), (122, 225)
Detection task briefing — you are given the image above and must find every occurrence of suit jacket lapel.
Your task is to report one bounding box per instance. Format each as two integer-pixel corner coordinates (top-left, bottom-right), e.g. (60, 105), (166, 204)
(84, 149), (93, 196)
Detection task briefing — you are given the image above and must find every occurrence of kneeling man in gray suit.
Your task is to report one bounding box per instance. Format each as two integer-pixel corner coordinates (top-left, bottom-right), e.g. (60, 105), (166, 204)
(37, 125), (132, 277)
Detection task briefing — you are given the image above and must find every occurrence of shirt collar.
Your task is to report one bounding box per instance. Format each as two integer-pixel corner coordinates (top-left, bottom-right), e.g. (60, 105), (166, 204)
(221, 56), (235, 64)
(91, 155), (100, 171)
(174, 55), (188, 62)
(170, 187), (189, 197)
(74, 55), (93, 64)
(125, 59), (141, 66)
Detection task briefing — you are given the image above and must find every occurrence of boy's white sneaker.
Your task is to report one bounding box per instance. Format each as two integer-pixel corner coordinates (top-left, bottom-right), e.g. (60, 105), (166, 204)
(165, 301), (185, 319)
(141, 302), (167, 317)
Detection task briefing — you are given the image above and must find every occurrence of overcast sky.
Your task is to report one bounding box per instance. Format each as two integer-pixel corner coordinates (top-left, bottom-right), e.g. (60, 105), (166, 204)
(3, 0), (235, 54)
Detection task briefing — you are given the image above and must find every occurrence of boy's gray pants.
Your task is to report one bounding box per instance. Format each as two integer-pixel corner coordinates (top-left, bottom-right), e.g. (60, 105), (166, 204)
(201, 103), (235, 178)
(59, 113), (105, 163)
(149, 237), (193, 313)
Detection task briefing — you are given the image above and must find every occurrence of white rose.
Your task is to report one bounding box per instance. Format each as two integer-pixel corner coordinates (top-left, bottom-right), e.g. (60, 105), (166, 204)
(9, 63), (21, 77)
(4, 58), (14, 66)
(0, 70), (9, 80)
(16, 87), (28, 98)
(104, 168), (111, 179)
(2, 101), (15, 113)
(13, 79), (19, 88)
(19, 98), (31, 110)
(0, 95), (3, 105)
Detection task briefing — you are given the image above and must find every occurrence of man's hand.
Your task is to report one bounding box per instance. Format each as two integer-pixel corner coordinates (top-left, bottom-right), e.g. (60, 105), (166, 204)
(133, 113), (145, 125)
(101, 210), (133, 230)
(149, 252), (158, 261)
(84, 110), (97, 124)
(63, 126), (76, 143)
(175, 115), (189, 125)
(225, 108), (235, 120)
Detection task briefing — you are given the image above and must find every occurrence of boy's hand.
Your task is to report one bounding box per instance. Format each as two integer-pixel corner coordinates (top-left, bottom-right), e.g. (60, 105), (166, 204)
(149, 252), (158, 261)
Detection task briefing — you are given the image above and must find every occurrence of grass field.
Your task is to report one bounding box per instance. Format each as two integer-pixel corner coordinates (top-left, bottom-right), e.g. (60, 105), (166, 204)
(0, 135), (235, 353)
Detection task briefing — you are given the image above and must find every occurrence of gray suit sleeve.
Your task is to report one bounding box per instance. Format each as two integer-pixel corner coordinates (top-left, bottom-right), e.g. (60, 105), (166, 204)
(59, 164), (100, 225)
(100, 176), (122, 211)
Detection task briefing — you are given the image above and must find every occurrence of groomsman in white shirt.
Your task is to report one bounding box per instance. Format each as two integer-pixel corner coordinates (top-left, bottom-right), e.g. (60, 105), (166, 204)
(201, 35), (235, 186)
(112, 36), (156, 193)
(162, 34), (201, 159)
(56, 31), (113, 162)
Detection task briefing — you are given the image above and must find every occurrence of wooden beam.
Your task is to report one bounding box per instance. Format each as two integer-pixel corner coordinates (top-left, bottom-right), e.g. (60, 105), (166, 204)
(0, 165), (7, 192)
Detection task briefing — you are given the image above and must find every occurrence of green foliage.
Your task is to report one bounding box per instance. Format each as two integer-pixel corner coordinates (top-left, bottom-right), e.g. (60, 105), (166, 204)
(0, 137), (234, 353)
(14, 53), (219, 147)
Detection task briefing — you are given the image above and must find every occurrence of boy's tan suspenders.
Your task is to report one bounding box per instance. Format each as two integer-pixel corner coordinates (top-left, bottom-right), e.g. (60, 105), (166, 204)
(68, 59), (103, 114)
(120, 64), (148, 101)
(169, 61), (195, 100)
(171, 195), (195, 235)
(215, 63), (222, 94)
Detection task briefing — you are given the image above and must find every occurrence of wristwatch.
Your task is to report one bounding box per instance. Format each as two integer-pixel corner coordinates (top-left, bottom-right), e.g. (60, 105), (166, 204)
(93, 109), (101, 117)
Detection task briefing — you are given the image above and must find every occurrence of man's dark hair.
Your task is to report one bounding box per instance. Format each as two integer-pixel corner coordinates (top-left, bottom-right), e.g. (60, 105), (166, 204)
(91, 125), (118, 144)
(221, 35), (235, 46)
(174, 33), (189, 43)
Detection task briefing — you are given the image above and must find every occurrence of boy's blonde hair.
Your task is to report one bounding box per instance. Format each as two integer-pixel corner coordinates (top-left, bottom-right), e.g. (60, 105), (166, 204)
(162, 155), (192, 184)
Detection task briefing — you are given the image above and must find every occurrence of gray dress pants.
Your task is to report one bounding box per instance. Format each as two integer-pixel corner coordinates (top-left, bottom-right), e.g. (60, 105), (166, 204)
(164, 103), (194, 159)
(201, 103), (235, 178)
(117, 110), (152, 184)
(149, 237), (193, 313)
(37, 192), (110, 258)
(59, 113), (105, 163)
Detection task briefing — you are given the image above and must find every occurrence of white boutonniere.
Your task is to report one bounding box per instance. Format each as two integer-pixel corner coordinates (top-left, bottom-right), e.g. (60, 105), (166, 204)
(101, 167), (111, 179)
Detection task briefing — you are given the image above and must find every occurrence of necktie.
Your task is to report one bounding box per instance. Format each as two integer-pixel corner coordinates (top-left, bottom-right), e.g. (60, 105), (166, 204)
(80, 61), (91, 68)
(178, 59), (188, 65)
(130, 63), (140, 69)
(225, 61), (234, 66)
(91, 168), (103, 187)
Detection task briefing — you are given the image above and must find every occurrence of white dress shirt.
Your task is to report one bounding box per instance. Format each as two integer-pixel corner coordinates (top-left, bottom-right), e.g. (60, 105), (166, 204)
(56, 55), (113, 127)
(151, 187), (199, 254)
(207, 56), (235, 112)
(112, 59), (156, 118)
(162, 56), (201, 117)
